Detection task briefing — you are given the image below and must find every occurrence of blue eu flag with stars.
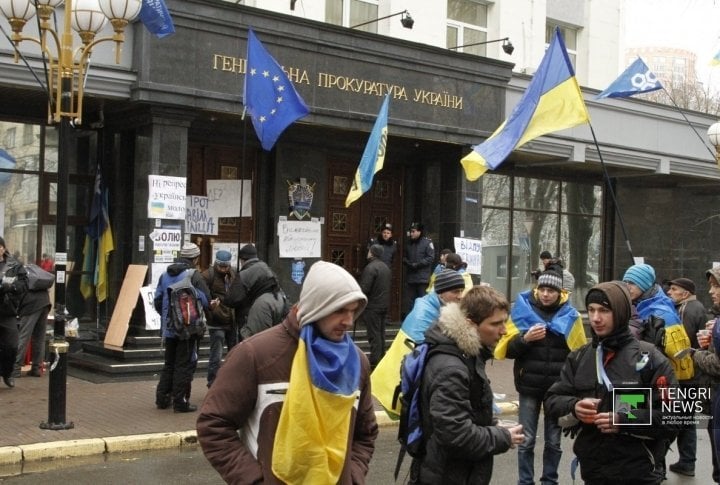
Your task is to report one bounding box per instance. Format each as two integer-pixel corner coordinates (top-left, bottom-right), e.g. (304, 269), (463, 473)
(244, 29), (310, 151)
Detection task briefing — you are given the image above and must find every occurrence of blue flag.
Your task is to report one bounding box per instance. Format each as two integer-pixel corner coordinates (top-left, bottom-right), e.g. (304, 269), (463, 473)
(139, 0), (175, 38)
(596, 57), (662, 99)
(0, 148), (15, 184)
(345, 94), (390, 207)
(244, 29), (310, 151)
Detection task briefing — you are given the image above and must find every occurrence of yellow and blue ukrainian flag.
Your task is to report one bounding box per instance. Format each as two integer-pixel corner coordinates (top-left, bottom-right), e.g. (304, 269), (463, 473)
(461, 27), (589, 181)
(494, 289), (586, 360)
(80, 167), (114, 302)
(345, 94), (390, 207)
(272, 325), (360, 483)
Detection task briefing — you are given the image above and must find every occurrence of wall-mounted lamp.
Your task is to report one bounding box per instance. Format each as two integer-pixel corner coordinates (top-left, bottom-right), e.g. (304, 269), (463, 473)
(351, 9), (414, 30)
(448, 37), (514, 55)
(708, 122), (720, 167)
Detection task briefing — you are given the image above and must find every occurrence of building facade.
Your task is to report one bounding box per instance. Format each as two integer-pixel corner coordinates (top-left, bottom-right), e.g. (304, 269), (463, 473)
(0, 0), (719, 332)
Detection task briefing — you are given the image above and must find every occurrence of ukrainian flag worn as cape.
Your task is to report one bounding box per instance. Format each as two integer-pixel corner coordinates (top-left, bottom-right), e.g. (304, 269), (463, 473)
(461, 27), (589, 181)
(636, 288), (681, 326)
(494, 289), (586, 360)
(371, 292), (442, 417)
(272, 325), (360, 484)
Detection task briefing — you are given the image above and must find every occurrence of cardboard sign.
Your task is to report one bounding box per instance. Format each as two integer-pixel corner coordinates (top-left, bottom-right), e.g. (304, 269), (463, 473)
(104, 265), (148, 349)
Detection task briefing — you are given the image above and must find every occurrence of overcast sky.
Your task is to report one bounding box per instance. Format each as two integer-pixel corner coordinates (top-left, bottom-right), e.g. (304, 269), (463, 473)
(624, 0), (720, 88)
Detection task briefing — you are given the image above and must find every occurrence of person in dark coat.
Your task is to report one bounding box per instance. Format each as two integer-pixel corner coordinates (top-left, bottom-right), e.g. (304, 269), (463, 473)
(0, 236), (20, 388)
(500, 270), (586, 485)
(153, 242), (211, 412)
(402, 222), (434, 316)
(357, 244), (391, 366)
(201, 249), (237, 388)
(544, 281), (680, 485)
(410, 286), (524, 485)
(368, 222), (397, 268)
(666, 277), (707, 477)
(13, 276), (51, 378)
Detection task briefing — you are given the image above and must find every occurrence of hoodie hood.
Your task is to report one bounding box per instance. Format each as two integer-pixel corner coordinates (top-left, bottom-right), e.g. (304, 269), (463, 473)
(586, 280), (634, 349)
(167, 260), (191, 276)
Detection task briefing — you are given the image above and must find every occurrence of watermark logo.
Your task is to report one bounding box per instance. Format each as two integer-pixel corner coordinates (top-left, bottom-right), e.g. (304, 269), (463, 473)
(612, 388), (652, 426)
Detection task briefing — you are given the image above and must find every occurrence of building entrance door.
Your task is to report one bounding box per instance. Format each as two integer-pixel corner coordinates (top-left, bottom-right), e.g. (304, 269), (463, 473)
(325, 160), (403, 322)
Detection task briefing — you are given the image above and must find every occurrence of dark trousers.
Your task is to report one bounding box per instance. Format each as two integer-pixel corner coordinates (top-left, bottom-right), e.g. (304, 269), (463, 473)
(14, 307), (49, 374)
(0, 315), (19, 379)
(206, 326), (238, 387)
(359, 309), (386, 367)
(403, 282), (427, 316)
(156, 336), (200, 407)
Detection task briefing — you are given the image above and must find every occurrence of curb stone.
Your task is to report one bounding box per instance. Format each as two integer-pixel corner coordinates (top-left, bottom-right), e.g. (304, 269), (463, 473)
(0, 401), (520, 467)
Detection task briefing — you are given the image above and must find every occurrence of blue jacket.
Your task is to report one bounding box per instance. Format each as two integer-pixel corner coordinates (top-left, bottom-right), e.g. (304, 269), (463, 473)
(154, 260), (211, 338)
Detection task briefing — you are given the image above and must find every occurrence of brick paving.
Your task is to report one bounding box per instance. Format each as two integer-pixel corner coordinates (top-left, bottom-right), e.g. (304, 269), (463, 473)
(0, 356), (517, 450)
(0, 371), (206, 448)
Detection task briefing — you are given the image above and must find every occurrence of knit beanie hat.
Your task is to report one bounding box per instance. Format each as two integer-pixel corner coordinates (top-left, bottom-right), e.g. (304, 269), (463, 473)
(585, 281), (632, 331)
(180, 242), (200, 259)
(537, 270), (562, 292)
(238, 244), (258, 260)
(297, 261), (367, 327)
(434, 269), (465, 294)
(214, 250), (232, 267)
(369, 244), (384, 258)
(669, 277), (695, 295)
(622, 263), (655, 292)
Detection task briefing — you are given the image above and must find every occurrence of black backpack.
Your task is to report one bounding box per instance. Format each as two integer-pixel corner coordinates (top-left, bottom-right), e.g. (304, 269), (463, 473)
(166, 269), (207, 340)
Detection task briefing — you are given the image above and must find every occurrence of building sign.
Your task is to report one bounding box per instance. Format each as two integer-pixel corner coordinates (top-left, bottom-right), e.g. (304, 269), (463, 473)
(278, 219), (321, 258)
(148, 175), (186, 220)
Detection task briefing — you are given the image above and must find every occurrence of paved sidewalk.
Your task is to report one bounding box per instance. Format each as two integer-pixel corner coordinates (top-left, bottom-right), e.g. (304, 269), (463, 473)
(0, 358), (518, 467)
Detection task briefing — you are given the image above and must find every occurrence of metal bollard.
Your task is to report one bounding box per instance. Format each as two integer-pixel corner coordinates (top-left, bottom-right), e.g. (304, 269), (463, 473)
(40, 339), (74, 430)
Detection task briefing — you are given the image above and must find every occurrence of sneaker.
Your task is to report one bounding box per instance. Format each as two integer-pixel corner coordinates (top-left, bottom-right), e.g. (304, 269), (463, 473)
(173, 403), (197, 413)
(669, 462), (695, 477)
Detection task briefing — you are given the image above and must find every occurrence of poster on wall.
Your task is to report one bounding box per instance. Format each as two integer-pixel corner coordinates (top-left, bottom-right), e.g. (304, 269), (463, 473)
(454, 236), (482, 275)
(140, 285), (161, 331)
(147, 175), (187, 220)
(278, 220), (321, 258)
(206, 179), (252, 218)
(149, 228), (182, 251)
(185, 195), (218, 235)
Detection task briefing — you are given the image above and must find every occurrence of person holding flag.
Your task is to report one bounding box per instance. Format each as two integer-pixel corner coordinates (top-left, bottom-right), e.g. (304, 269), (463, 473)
(244, 29), (310, 151)
(460, 27), (589, 181)
(494, 270), (586, 485)
(197, 261), (378, 484)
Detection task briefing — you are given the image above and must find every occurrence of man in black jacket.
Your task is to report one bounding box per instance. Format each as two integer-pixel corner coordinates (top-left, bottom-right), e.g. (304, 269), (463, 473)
(13, 276), (51, 378)
(410, 286), (524, 484)
(402, 222), (434, 317)
(0, 236), (20, 388)
(545, 281), (680, 485)
(357, 244), (391, 367)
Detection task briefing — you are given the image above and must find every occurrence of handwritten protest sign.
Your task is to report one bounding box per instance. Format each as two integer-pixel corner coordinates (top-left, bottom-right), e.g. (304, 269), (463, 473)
(278, 220), (321, 258)
(454, 237), (482, 275)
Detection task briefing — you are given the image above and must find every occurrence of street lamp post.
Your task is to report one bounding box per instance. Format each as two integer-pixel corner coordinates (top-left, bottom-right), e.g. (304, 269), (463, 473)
(0, 0), (140, 429)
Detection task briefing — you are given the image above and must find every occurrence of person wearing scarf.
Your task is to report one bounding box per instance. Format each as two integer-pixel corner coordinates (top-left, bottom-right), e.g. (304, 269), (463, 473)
(197, 261), (378, 484)
(692, 267), (720, 482)
(494, 270), (586, 485)
(545, 281), (680, 485)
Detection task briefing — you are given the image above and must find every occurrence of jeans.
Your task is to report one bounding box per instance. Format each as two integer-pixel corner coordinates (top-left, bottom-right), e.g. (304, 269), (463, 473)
(206, 327), (238, 387)
(674, 420), (697, 467)
(517, 393), (562, 485)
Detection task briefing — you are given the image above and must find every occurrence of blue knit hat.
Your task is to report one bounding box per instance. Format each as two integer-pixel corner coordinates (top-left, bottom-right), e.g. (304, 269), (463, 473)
(623, 263), (655, 292)
(214, 250), (232, 267)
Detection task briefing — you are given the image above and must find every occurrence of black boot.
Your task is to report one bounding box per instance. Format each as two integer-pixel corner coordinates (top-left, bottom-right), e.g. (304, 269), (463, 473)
(155, 393), (171, 409)
(173, 401), (197, 413)
(3, 376), (15, 388)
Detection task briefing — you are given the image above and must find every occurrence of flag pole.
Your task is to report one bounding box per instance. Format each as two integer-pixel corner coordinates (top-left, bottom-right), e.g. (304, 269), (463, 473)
(588, 123), (634, 265)
(661, 88), (717, 160)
